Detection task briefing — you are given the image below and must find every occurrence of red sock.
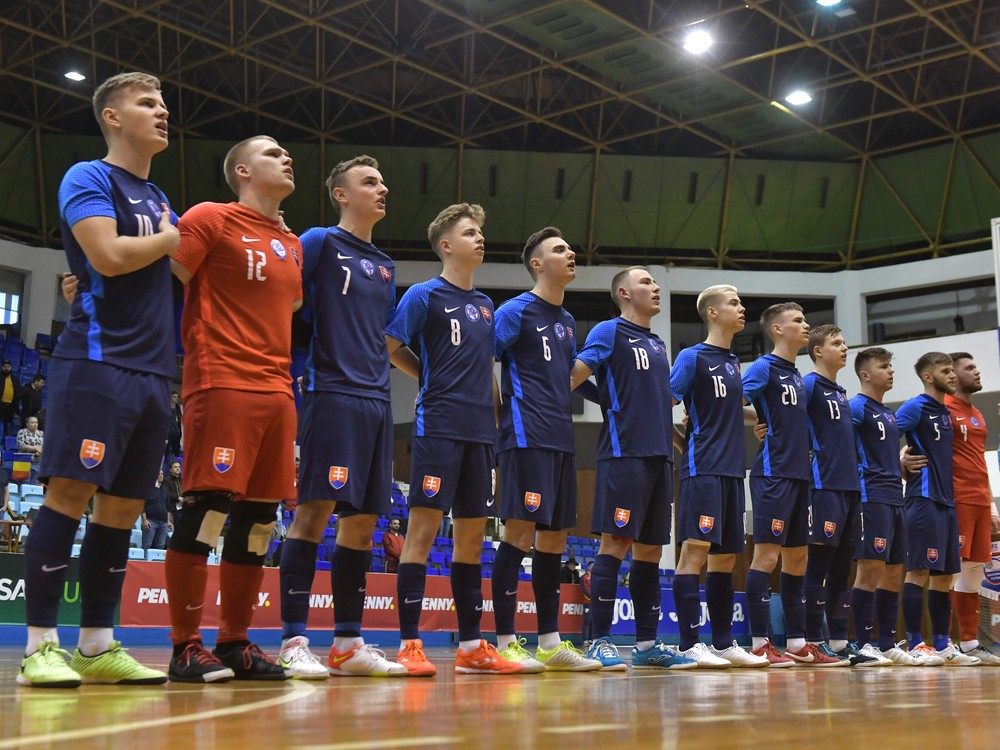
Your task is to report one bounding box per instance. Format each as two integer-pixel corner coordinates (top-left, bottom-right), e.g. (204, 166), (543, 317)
(165, 549), (208, 645)
(952, 590), (979, 642)
(217, 560), (265, 645)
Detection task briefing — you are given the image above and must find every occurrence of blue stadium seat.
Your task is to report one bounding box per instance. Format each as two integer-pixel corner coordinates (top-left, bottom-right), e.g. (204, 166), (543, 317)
(430, 551), (445, 567)
(518, 572), (531, 581)
(371, 557), (385, 573)
(316, 561), (331, 571)
(20, 483), (44, 497)
(128, 548), (145, 560)
(146, 549), (167, 562)
(129, 529), (142, 547)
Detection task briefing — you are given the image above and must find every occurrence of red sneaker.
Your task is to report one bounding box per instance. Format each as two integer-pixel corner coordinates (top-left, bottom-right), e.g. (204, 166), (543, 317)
(785, 643), (850, 667)
(455, 640), (525, 674)
(397, 639), (437, 677)
(750, 639), (794, 668)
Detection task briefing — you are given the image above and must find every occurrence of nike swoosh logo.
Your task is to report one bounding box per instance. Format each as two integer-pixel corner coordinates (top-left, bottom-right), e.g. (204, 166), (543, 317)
(708, 365), (721, 371)
(628, 337), (641, 344)
(242, 235), (260, 243)
(486, 499), (495, 507)
(873, 415), (883, 420)
(779, 375), (791, 380)
(109, 567), (127, 573)
(652, 606), (661, 611)
(445, 306), (460, 313)
(955, 417), (966, 421)
(358, 587), (366, 593)
(41, 564), (68, 572)
(598, 596), (615, 602)
(823, 391), (834, 396)
(475, 605), (484, 611)
(930, 416), (939, 420)
(504, 589), (518, 596)
(794, 652), (816, 663)
(337, 252), (352, 259)
(186, 603), (204, 611)
(330, 652), (354, 666)
(404, 597), (422, 604)
(536, 325), (549, 332)
(128, 197), (143, 204)
(817, 601), (826, 606)
(288, 589), (310, 595)
(864, 625), (873, 630)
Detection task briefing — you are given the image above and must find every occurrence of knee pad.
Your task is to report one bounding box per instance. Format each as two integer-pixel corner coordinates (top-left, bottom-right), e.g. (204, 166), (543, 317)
(169, 492), (233, 556)
(955, 561), (984, 593)
(222, 502), (277, 565)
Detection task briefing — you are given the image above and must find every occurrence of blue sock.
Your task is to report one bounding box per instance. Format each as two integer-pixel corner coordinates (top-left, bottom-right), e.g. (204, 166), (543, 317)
(279, 538), (318, 640)
(825, 548), (853, 642)
(745, 569), (772, 638)
(927, 589), (951, 651)
(804, 544), (834, 641)
(875, 588), (899, 651)
(705, 571), (734, 650)
(590, 554), (622, 640)
(397, 563), (427, 641)
(851, 588), (875, 646)
(780, 573), (806, 640)
(330, 546), (368, 638)
(79, 522), (130, 628)
(491, 542), (524, 636)
(531, 551), (562, 637)
(24, 506), (79, 627)
(629, 561), (662, 644)
(902, 582), (925, 649)
(451, 562), (483, 643)
(673, 573), (702, 650)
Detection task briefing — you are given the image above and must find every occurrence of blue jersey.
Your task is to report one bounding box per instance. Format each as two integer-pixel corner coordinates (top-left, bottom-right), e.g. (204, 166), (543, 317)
(670, 343), (744, 478)
(386, 277), (495, 444)
(576, 318), (672, 460)
(849, 394), (904, 506)
(494, 292), (576, 453)
(299, 226), (395, 400)
(742, 354), (810, 479)
(803, 373), (860, 491)
(896, 394), (954, 506)
(56, 160), (175, 377)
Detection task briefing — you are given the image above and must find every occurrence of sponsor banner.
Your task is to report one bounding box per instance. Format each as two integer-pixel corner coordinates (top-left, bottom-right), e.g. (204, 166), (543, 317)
(0, 553), (83, 625)
(608, 586), (750, 637)
(119, 561), (586, 632)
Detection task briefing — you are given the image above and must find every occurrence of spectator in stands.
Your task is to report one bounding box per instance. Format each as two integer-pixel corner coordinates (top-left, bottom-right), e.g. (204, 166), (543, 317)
(16, 416), (43, 484)
(164, 460), (182, 511)
(141, 469), (173, 552)
(382, 518), (404, 574)
(18, 374), (45, 425)
(0, 360), (16, 434)
(561, 556), (581, 584)
(166, 391), (182, 459)
(0, 464), (11, 545)
(580, 561), (593, 644)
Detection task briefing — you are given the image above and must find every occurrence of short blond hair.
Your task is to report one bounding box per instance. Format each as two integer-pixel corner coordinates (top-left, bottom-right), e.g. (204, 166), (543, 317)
(222, 135), (278, 195)
(93, 72), (161, 133)
(427, 203), (486, 257)
(325, 155), (379, 215)
(696, 284), (738, 322)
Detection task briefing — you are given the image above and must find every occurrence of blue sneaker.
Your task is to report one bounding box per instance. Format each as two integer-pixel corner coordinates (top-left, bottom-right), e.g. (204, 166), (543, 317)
(632, 641), (697, 670)
(584, 636), (628, 671)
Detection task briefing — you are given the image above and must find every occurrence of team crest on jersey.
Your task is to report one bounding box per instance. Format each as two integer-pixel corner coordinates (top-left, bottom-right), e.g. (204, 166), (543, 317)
(213, 447), (236, 473)
(886, 413), (895, 423)
(874, 537), (887, 553)
(379, 265), (392, 283)
(972, 417), (980, 427)
(567, 326), (574, 340)
(524, 492), (541, 512)
(480, 306), (492, 325)
(699, 515), (714, 534)
(927, 548), (939, 563)
(824, 521), (837, 538)
(771, 519), (785, 536)
(553, 322), (566, 340)
(726, 362), (739, 378)
(79, 439), (105, 469)
(465, 304), (480, 322)
(423, 475), (442, 498)
(329, 466), (349, 489)
(146, 199), (163, 218)
(959, 535), (966, 550)
(614, 508), (631, 528)
(361, 259), (375, 277)
(648, 338), (663, 354)
(270, 239), (287, 259)
(793, 375), (803, 389)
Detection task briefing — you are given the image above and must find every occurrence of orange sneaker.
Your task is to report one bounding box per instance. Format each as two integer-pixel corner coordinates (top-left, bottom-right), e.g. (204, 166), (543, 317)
(397, 639), (437, 677)
(455, 640), (526, 675)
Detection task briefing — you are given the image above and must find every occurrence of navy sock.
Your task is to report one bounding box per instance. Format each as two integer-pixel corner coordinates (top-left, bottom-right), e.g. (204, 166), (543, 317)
(705, 571), (734, 650)
(780, 573), (806, 640)
(927, 588), (951, 651)
(804, 544), (835, 641)
(491, 542), (524, 636)
(851, 588), (876, 646)
(531, 551), (562, 637)
(397, 563), (427, 641)
(78, 522), (131, 628)
(825, 547), (853, 641)
(24, 506), (79, 627)
(279, 538), (318, 640)
(629, 561), (662, 644)
(745, 569), (772, 638)
(673, 573), (702, 650)
(590, 554), (622, 639)
(875, 588), (900, 651)
(451, 562), (483, 642)
(330, 546), (369, 638)
(902, 582), (925, 649)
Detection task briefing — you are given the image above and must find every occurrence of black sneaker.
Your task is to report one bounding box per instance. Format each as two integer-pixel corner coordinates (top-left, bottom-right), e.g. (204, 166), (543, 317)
(169, 641), (236, 683)
(835, 642), (879, 667)
(214, 642), (289, 681)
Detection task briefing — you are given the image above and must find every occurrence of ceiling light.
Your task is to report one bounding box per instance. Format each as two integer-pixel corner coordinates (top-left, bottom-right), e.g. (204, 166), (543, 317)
(683, 29), (713, 54)
(785, 90), (813, 106)
(64, 71), (86, 82)
(817, 0), (842, 6)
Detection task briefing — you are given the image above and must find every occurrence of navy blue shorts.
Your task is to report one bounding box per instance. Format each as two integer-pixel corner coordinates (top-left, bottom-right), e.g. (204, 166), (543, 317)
(857, 502), (906, 565)
(409, 436), (494, 518)
(750, 475), (810, 547)
(677, 475), (745, 554)
(40, 358), (171, 499)
(904, 496), (961, 575)
(809, 489), (861, 550)
(498, 448), (576, 531)
(297, 392), (392, 516)
(592, 457), (673, 545)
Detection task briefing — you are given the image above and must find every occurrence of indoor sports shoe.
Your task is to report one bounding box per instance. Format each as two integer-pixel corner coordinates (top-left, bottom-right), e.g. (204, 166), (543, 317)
(786, 642), (849, 667)
(278, 636), (330, 680)
(632, 640), (697, 670)
(17, 641), (82, 688)
(169, 641), (235, 683)
(585, 636), (628, 671)
(937, 642), (981, 667)
(70, 641), (167, 684)
(328, 643), (408, 677)
(214, 642), (289, 681)
(535, 640), (603, 671)
(750, 639), (795, 668)
(397, 639), (437, 677)
(962, 645), (1000, 665)
(879, 645), (918, 666)
(858, 642), (893, 666)
(455, 640), (524, 674)
(908, 642), (945, 666)
(680, 642), (731, 669)
(710, 641), (769, 668)
(834, 642), (880, 667)
(497, 638), (546, 673)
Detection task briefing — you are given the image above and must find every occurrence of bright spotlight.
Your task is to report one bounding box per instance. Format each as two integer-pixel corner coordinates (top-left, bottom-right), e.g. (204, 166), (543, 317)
(683, 29), (714, 54)
(785, 90), (813, 106)
(64, 71), (86, 82)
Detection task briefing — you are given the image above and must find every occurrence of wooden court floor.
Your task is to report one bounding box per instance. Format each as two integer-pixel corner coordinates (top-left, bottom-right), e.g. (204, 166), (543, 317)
(1, 645), (998, 750)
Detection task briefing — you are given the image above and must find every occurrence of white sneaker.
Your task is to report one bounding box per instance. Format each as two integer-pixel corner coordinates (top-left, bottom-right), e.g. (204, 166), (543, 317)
(907, 642), (945, 667)
(535, 640), (603, 672)
(278, 636), (329, 680)
(880, 646), (918, 666)
(328, 643), (408, 677)
(710, 640), (769, 668)
(963, 645), (1000, 665)
(497, 638), (546, 673)
(858, 642), (893, 667)
(938, 642), (981, 666)
(681, 642), (732, 669)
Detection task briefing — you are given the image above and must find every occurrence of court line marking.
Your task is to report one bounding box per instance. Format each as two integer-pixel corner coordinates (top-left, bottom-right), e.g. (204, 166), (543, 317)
(538, 724), (627, 734)
(298, 738), (462, 750)
(884, 703), (932, 709)
(0, 680), (317, 749)
(681, 715), (744, 723)
(792, 708), (854, 715)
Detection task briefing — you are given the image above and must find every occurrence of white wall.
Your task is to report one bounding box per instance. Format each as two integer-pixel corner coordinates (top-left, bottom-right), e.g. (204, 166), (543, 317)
(0, 238), (69, 345)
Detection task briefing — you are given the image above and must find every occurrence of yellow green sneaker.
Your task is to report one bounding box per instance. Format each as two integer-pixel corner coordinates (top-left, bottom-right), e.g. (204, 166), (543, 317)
(18, 641), (82, 688)
(497, 637), (545, 673)
(70, 641), (167, 685)
(535, 640), (603, 671)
